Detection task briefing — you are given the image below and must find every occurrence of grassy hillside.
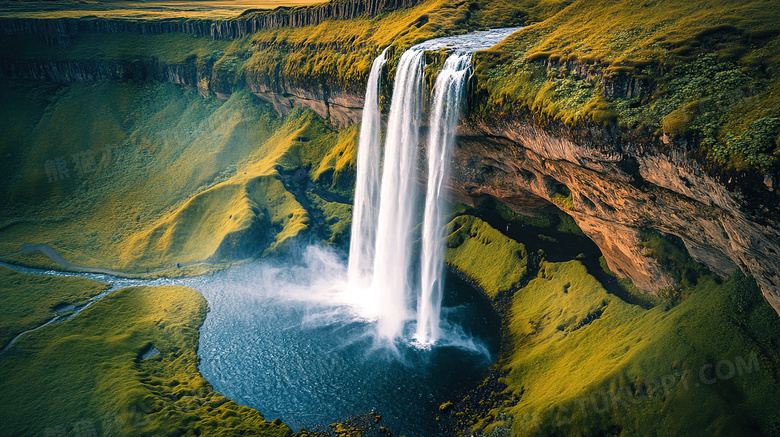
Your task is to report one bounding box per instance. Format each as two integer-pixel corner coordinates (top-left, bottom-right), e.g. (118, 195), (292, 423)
(0, 265), (110, 348)
(0, 80), (353, 272)
(242, 0), (571, 94)
(441, 216), (780, 437)
(0, 284), (293, 437)
(475, 0), (780, 172)
(445, 215), (528, 299)
(494, 263), (780, 436)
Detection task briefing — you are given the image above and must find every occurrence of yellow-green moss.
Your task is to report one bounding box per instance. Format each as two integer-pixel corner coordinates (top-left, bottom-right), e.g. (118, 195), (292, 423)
(0, 265), (110, 347)
(0, 284), (293, 436)
(445, 215), (528, 299)
(0, 81), (353, 272)
(488, 261), (780, 436)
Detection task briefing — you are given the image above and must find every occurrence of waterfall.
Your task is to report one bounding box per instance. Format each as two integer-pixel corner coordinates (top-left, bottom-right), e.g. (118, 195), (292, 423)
(346, 28), (521, 347)
(371, 48), (426, 342)
(415, 52), (473, 345)
(347, 47), (388, 294)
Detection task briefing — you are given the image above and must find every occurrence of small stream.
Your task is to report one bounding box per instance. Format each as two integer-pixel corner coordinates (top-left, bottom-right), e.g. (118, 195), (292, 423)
(1, 245), (500, 436)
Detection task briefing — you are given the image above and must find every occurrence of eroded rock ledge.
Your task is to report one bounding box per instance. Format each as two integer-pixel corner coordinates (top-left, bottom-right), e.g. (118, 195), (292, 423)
(449, 117), (780, 314)
(0, 57), (364, 128)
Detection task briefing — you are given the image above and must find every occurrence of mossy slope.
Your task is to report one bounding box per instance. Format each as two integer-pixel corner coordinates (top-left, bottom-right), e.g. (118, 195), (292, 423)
(443, 217), (780, 436)
(445, 215), (528, 299)
(475, 0), (780, 172)
(0, 80), (353, 272)
(494, 262), (780, 436)
(0, 284), (292, 436)
(242, 0), (571, 94)
(470, 261), (780, 435)
(0, 265), (110, 348)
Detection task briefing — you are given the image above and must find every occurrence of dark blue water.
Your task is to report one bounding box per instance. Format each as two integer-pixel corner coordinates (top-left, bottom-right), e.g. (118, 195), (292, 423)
(194, 247), (500, 436)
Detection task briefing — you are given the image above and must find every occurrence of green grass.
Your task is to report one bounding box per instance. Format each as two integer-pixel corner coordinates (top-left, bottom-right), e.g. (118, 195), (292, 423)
(475, 0), (780, 172)
(445, 215), (528, 299)
(240, 0), (562, 95)
(473, 261), (780, 436)
(0, 80), (353, 272)
(0, 284), (293, 436)
(0, 265), (110, 348)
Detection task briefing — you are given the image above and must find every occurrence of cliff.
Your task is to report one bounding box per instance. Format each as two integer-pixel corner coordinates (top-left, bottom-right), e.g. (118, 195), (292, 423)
(449, 118), (780, 313)
(0, 0), (424, 44)
(0, 57), (209, 91)
(213, 0), (423, 39)
(0, 51), (366, 128)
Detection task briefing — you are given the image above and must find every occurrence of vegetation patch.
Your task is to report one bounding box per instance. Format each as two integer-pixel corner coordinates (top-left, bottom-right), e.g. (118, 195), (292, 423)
(445, 215), (528, 299)
(0, 80), (353, 272)
(0, 265), (110, 348)
(474, 261), (780, 436)
(0, 284), (293, 436)
(474, 0), (780, 172)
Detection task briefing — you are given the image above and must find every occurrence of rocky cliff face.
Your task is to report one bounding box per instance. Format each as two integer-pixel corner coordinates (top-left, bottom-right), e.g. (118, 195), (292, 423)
(0, 18), (213, 48)
(0, 57), (215, 96)
(0, 56), (364, 127)
(214, 0), (422, 39)
(0, 0), (424, 44)
(244, 72), (364, 128)
(449, 117), (780, 314)
(533, 54), (654, 100)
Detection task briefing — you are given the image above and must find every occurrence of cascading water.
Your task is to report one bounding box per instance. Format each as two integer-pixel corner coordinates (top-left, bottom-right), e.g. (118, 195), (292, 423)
(415, 52), (474, 345)
(347, 47), (388, 298)
(371, 48), (426, 342)
(347, 28), (521, 347)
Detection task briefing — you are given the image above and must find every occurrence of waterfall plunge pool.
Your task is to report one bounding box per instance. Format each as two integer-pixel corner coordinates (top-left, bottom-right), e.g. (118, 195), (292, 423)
(2, 246), (501, 436)
(196, 247), (502, 435)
